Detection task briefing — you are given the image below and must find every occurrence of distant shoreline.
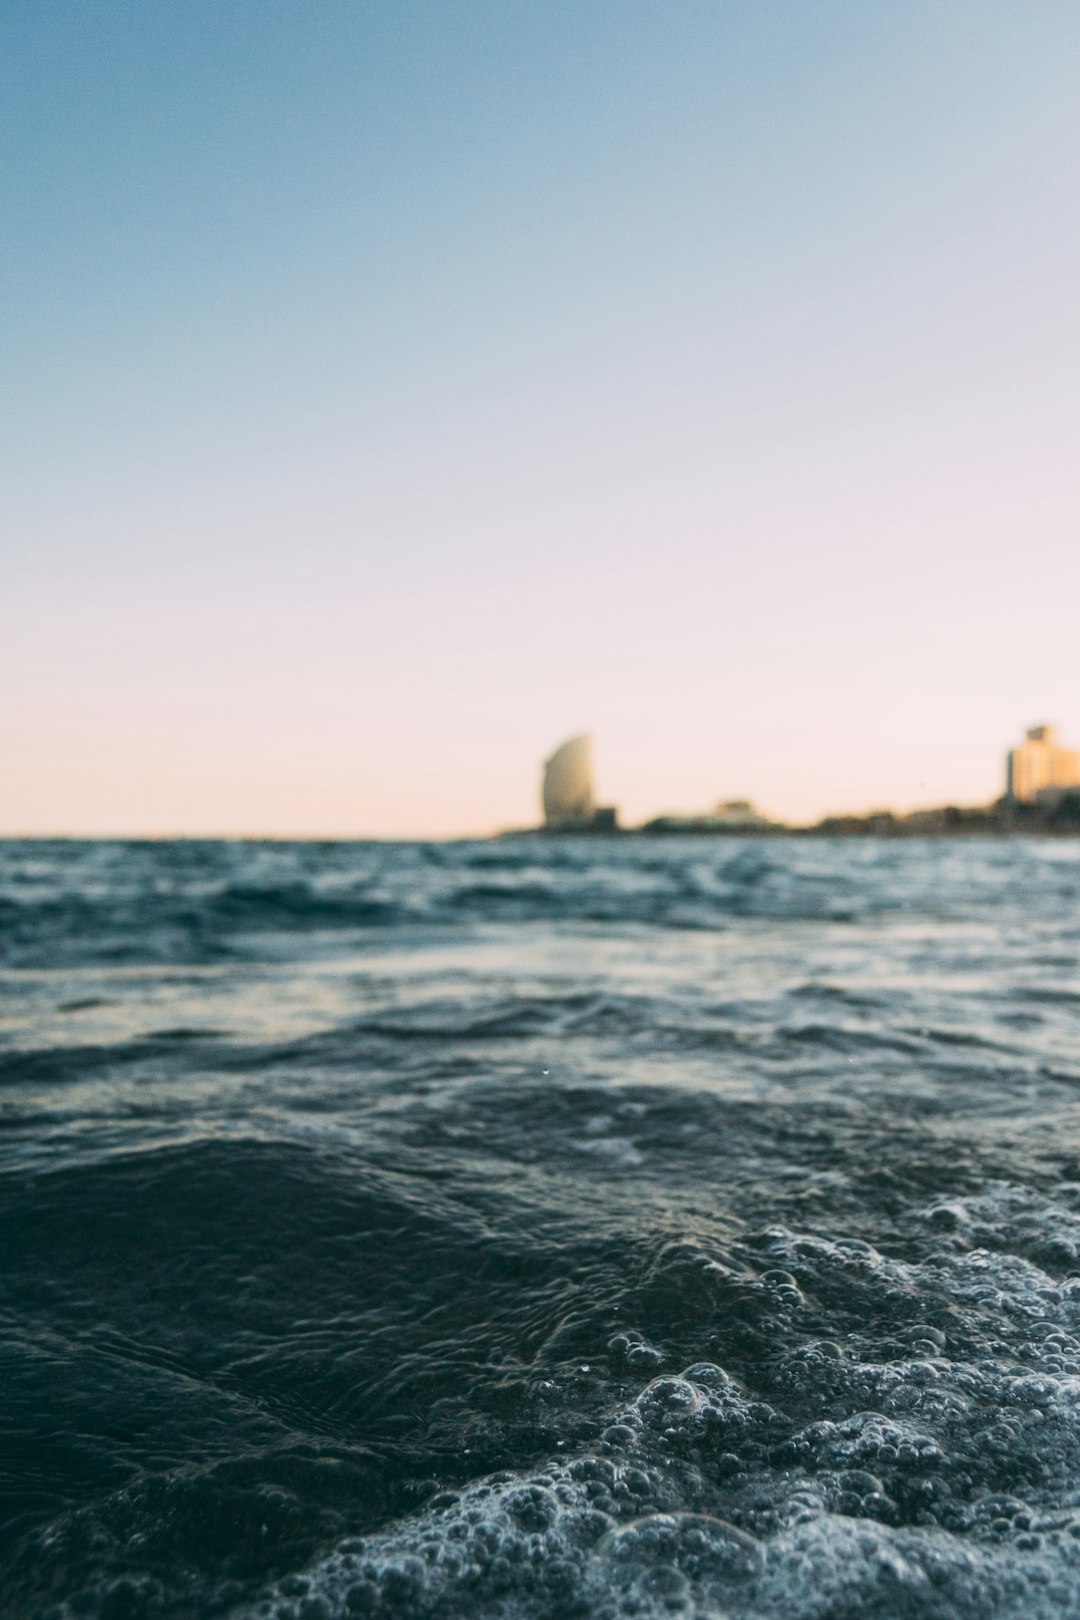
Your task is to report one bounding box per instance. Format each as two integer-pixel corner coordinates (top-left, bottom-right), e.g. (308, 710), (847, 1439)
(505, 801), (1080, 839)
(5, 810), (1080, 843)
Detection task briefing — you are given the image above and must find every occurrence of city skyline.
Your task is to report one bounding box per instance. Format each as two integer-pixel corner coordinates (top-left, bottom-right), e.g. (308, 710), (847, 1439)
(4, 715), (1077, 840)
(525, 720), (1080, 839)
(4, 2), (1079, 837)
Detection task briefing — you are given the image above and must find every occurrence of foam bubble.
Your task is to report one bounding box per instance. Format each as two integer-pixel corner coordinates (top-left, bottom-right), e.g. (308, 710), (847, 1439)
(246, 1185), (1080, 1619)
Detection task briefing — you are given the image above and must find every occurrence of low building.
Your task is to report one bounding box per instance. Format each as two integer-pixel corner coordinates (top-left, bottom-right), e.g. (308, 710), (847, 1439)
(643, 799), (773, 834)
(1006, 725), (1080, 804)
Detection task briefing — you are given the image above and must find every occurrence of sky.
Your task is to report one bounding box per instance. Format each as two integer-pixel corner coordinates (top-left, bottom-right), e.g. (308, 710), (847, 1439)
(3, 0), (1079, 836)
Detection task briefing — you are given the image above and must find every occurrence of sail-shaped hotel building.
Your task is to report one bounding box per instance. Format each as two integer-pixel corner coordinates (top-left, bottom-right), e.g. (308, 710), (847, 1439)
(542, 735), (595, 827)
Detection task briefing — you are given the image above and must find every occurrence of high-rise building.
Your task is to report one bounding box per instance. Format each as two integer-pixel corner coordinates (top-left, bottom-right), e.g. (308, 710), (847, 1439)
(541, 735), (595, 827)
(1006, 725), (1080, 803)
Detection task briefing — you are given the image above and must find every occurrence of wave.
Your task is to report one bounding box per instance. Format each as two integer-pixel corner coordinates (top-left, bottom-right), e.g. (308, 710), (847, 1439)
(5, 840), (1080, 1615)
(7, 836), (1067, 969)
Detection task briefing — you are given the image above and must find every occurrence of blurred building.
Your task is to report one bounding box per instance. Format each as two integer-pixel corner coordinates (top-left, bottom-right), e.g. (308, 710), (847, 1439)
(541, 735), (618, 830)
(643, 799), (773, 834)
(1006, 724), (1080, 804)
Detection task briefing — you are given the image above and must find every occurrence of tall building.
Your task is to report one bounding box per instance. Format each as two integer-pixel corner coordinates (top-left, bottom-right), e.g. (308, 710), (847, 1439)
(541, 735), (596, 827)
(1006, 724), (1080, 803)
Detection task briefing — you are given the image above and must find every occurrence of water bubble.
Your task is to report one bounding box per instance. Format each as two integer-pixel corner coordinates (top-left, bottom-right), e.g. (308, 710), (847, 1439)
(505, 1485), (559, 1533)
(600, 1423), (639, 1449)
(626, 1342), (666, 1371)
(634, 1378), (703, 1427)
(681, 1361), (733, 1389)
(597, 1511), (762, 1588)
(902, 1323), (947, 1348)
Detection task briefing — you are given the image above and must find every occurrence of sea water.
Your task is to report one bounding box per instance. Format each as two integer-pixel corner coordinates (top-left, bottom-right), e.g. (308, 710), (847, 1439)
(3, 836), (1080, 1618)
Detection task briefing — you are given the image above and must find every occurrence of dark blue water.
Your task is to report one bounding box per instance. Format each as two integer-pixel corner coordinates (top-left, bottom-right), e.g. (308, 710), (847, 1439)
(4, 837), (1080, 1619)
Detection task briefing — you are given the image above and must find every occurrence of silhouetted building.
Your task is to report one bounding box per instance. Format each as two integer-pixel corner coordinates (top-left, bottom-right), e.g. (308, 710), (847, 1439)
(1006, 725), (1080, 804)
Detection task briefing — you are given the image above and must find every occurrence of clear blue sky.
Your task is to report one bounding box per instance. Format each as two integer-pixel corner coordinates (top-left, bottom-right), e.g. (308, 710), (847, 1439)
(4, 1), (1079, 833)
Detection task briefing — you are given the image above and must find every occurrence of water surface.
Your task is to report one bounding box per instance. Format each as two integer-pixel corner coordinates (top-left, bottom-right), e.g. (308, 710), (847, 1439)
(3, 837), (1080, 1618)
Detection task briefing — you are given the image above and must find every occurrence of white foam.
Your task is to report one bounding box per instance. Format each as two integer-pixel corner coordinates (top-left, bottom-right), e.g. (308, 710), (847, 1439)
(246, 1183), (1080, 1618)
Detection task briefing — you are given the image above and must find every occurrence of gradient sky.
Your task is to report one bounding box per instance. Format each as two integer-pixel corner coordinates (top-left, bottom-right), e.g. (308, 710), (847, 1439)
(4, 1), (1079, 836)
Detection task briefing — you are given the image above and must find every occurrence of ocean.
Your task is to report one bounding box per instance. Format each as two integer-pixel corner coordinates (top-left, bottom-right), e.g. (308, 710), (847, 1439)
(4, 836), (1080, 1619)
